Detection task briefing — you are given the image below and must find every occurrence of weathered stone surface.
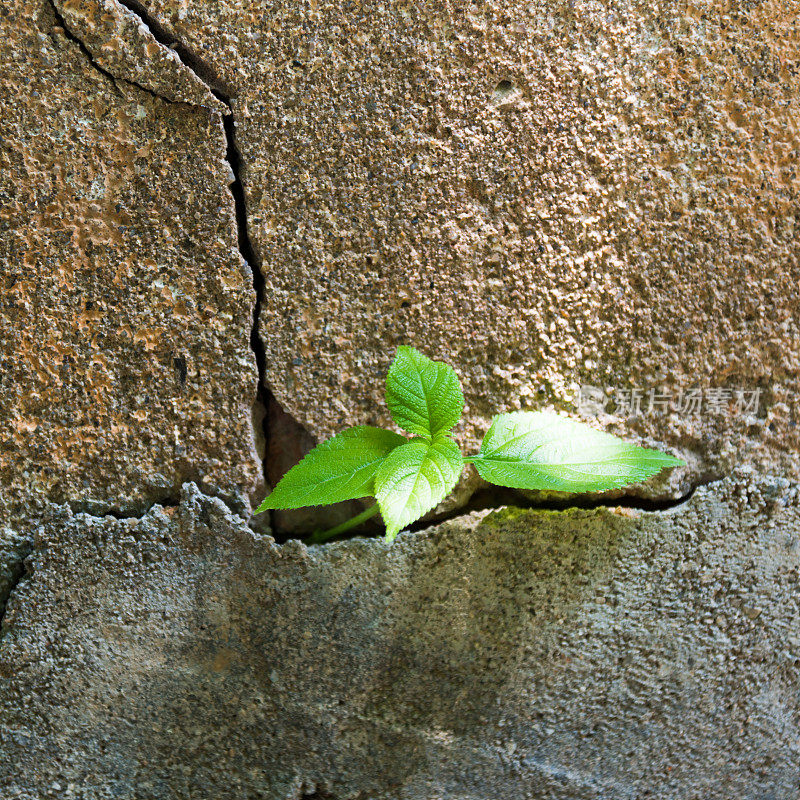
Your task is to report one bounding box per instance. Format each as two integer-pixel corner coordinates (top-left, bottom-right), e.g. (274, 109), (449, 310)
(0, 0), (262, 522)
(117, 0), (800, 491)
(1, 478), (798, 798)
(2, 3), (799, 796)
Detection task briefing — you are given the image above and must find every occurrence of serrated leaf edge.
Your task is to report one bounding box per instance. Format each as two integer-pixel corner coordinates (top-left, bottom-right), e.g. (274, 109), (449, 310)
(376, 436), (463, 542)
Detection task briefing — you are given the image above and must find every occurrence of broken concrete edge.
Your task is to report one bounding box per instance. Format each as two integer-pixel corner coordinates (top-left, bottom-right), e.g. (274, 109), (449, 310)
(3, 471), (744, 550)
(115, 0), (236, 99)
(0, 479), (674, 635)
(85, 0), (278, 521)
(48, 0), (198, 110)
(1, 467), (790, 645)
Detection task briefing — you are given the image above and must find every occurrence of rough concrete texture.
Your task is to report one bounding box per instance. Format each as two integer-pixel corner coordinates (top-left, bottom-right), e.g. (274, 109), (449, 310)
(0, 0), (262, 522)
(1, 477), (799, 799)
(2, 2), (799, 796)
(52, 0), (226, 111)
(113, 0), (800, 489)
(0, 529), (32, 620)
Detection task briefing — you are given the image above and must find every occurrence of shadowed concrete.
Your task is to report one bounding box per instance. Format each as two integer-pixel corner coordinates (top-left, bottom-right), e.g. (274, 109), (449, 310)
(1, 477), (798, 798)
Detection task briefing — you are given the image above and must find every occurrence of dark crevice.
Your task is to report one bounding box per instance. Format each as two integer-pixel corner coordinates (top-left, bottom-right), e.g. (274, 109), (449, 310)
(265, 399), (381, 542)
(46, 0), (124, 95)
(297, 783), (340, 800)
(303, 475), (724, 546)
(115, 0), (234, 97)
(0, 539), (33, 635)
(65, 496), (180, 520)
(222, 113), (276, 531)
(409, 475), (722, 534)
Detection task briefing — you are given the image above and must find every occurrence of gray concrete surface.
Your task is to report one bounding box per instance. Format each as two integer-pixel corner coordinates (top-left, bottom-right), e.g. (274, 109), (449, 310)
(1, 477), (798, 798)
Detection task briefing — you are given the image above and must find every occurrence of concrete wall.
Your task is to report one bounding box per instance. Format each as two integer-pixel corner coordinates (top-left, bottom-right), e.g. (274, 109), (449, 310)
(1, 0), (799, 797)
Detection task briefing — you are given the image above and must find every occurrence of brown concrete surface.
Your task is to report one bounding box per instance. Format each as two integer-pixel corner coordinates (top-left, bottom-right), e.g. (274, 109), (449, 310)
(0, 0), (263, 523)
(113, 0), (800, 487)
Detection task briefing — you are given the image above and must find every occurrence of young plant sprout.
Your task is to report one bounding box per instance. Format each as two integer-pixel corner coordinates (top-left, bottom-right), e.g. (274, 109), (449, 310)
(256, 347), (684, 544)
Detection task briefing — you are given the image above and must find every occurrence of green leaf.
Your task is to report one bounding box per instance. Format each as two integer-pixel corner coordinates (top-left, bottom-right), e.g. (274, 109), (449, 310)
(471, 411), (683, 493)
(256, 426), (406, 511)
(375, 436), (464, 542)
(385, 346), (464, 440)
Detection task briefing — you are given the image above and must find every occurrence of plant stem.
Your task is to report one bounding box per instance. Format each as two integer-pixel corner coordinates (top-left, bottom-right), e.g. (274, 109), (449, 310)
(305, 504), (381, 545)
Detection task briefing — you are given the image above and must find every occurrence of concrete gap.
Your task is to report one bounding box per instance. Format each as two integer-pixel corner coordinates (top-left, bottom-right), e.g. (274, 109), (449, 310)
(115, 0), (233, 97)
(220, 112), (275, 529)
(108, 0), (290, 528)
(65, 496), (180, 520)
(409, 475), (722, 534)
(294, 475), (725, 545)
(46, 0), (125, 96)
(296, 782), (340, 800)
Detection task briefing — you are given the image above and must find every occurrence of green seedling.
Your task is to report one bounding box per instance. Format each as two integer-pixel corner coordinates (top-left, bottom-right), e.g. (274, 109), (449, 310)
(256, 346), (684, 544)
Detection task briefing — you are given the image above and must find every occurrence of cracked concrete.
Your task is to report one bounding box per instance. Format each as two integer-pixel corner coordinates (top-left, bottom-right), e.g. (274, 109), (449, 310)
(1, 0), (800, 796)
(53, 0), (225, 109)
(59, 0), (800, 525)
(49, 0), (223, 110)
(49, 0), (281, 529)
(49, 0), (717, 535)
(117, 0), (800, 492)
(0, 0), (263, 524)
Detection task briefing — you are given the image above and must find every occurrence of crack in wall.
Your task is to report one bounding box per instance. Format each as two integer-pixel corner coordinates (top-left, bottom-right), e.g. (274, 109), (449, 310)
(222, 113), (275, 533)
(46, 0), (277, 527)
(297, 786), (339, 800)
(409, 474), (723, 535)
(267, 475), (722, 545)
(106, 0), (277, 529)
(114, 0), (234, 96)
(46, 0), (721, 544)
(285, 475), (723, 545)
(46, 0), (195, 108)
(46, 0), (123, 96)
(66, 496), (180, 520)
